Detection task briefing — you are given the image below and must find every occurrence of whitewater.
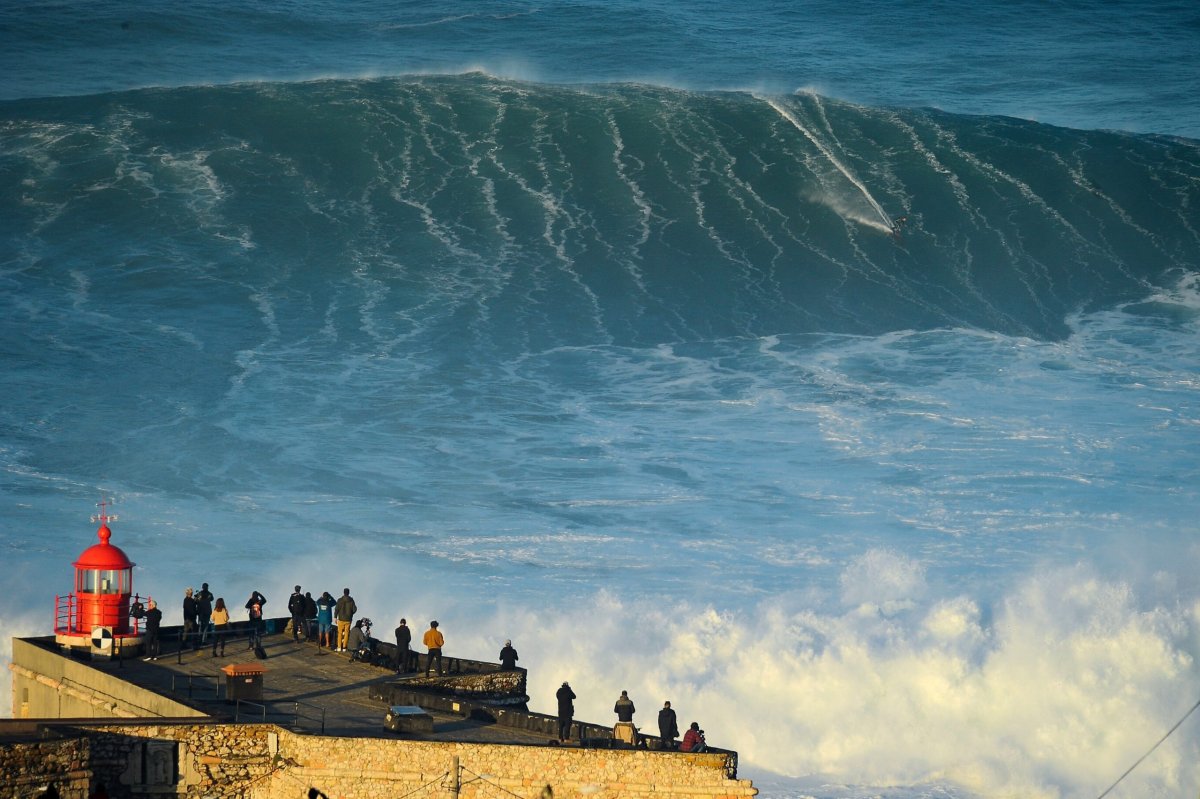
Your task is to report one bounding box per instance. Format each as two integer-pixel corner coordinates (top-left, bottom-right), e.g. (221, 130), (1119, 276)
(2, 3), (1199, 799)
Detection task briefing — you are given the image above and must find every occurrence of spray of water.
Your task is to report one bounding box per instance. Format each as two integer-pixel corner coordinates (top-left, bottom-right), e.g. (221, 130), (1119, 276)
(760, 95), (895, 232)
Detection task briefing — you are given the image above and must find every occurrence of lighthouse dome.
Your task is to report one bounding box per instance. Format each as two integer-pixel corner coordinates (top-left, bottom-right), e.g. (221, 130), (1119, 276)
(73, 523), (135, 570)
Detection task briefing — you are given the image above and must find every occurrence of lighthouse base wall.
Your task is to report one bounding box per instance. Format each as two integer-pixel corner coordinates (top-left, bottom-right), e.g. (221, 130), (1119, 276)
(8, 637), (208, 720)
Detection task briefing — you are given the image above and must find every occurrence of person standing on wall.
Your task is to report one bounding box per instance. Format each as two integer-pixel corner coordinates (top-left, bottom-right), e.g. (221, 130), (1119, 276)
(658, 700), (679, 750)
(394, 618), (412, 673)
(334, 588), (357, 652)
(556, 681), (576, 743)
(423, 620), (444, 676)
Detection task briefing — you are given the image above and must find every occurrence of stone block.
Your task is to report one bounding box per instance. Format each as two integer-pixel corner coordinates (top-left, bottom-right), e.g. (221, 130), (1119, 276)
(384, 705), (434, 734)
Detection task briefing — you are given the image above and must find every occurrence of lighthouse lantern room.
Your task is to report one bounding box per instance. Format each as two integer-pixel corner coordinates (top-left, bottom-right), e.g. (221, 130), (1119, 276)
(55, 500), (144, 651)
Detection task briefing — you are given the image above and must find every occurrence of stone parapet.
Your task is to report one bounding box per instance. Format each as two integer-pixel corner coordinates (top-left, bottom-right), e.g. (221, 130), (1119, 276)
(0, 721), (757, 799)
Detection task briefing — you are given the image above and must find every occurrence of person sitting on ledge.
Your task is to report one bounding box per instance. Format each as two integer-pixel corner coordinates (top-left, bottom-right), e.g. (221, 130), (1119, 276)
(346, 619), (367, 659)
(680, 722), (707, 753)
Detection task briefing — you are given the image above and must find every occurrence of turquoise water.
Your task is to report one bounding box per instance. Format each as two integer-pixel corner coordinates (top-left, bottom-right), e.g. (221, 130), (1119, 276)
(2, 3), (1199, 797)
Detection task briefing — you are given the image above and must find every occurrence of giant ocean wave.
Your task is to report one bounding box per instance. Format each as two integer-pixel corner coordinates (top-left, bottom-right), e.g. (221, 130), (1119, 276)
(4, 74), (1198, 350)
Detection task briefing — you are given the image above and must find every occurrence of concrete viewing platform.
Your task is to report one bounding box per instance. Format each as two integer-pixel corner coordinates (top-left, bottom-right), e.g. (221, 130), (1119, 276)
(114, 633), (545, 741)
(7, 621), (752, 799)
(11, 620), (729, 759)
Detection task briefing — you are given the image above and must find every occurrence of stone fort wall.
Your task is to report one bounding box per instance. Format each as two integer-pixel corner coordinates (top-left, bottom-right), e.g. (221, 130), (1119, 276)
(0, 721), (757, 799)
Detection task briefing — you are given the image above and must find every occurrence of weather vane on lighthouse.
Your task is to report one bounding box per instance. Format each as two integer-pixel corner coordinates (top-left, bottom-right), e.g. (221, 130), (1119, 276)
(91, 496), (119, 527)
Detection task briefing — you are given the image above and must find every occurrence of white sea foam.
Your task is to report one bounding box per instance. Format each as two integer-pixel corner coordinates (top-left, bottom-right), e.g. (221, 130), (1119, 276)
(492, 559), (1197, 799)
(6, 546), (1181, 799)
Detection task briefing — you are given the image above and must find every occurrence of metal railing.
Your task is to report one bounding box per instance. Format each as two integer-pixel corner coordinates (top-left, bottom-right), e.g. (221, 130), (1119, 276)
(234, 699), (267, 724)
(293, 700), (325, 734)
(169, 673), (220, 702)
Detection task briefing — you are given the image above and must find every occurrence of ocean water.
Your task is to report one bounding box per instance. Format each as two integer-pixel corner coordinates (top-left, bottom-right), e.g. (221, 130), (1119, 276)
(2, 2), (1199, 798)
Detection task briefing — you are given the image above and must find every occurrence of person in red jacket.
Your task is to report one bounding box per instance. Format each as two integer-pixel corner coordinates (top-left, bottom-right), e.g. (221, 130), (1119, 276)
(680, 722), (707, 752)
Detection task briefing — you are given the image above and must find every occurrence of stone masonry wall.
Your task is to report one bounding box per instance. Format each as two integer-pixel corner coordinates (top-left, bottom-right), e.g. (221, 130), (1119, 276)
(268, 728), (757, 799)
(0, 723), (756, 799)
(0, 736), (91, 799)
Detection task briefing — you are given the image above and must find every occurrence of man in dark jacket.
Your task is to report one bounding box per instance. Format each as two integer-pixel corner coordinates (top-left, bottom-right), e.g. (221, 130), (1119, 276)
(303, 592), (318, 641)
(499, 639), (519, 670)
(142, 599), (163, 661)
(394, 619), (412, 673)
(658, 701), (680, 749)
(614, 690), (636, 722)
(182, 588), (198, 650)
(556, 681), (576, 742)
(288, 585), (306, 642)
(196, 583), (214, 644)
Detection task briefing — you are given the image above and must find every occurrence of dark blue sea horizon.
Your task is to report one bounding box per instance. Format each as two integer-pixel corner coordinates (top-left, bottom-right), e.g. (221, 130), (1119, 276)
(2, 0), (1198, 139)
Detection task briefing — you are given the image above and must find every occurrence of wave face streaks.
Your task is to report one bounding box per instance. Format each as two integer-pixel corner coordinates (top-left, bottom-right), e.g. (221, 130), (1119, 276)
(4, 76), (1197, 351)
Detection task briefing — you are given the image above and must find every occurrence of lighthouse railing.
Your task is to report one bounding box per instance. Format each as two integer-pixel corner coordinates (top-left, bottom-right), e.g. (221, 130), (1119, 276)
(54, 593), (77, 634)
(56, 592), (148, 637)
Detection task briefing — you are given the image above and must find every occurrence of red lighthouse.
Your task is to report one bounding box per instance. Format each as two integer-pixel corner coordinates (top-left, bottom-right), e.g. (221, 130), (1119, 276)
(55, 500), (145, 652)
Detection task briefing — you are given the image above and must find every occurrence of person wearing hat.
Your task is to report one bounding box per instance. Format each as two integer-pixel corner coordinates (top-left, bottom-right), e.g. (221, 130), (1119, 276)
(423, 620), (444, 676)
(556, 681), (576, 742)
(499, 639), (519, 670)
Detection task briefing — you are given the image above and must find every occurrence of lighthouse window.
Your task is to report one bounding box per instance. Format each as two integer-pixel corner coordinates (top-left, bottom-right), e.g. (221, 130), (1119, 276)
(99, 570), (121, 594)
(77, 570), (124, 594)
